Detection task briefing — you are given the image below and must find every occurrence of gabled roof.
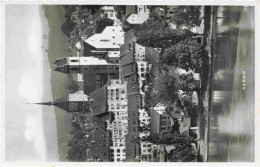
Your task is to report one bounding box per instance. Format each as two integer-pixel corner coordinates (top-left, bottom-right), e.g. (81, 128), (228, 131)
(120, 50), (135, 67)
(84, 26), (124, 49)
(84, 73), (97, 95)
(86, 114), (111, 162)
(90, 86), (107, 116)
(121, 63), (137, 78)
(127, 82), (139, 94)
(125, 94), (141, 161)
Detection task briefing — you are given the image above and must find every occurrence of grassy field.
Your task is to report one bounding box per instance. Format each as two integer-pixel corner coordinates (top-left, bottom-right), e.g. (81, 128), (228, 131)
(44, 5), (73, 161)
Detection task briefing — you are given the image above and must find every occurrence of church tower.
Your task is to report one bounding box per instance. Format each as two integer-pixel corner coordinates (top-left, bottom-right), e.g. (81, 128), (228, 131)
(53, 56), (119, 74)
(32, 90), (90, 113)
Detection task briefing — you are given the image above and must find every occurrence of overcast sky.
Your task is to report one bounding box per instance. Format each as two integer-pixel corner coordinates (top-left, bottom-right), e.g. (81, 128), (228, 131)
(5, 5), (58, 161)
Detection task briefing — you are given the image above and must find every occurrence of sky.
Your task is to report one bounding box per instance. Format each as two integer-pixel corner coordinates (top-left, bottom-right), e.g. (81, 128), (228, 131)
(5, 5), (59, 161)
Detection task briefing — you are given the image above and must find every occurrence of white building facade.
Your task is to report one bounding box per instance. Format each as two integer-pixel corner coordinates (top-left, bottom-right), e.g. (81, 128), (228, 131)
(138, 109), (152, 161)
(85, 26), (124, 49)
(134, 43), (145, 62)
(69, 90), (89, 102)
(106, 79), (128, 162)
(126, 5), (150, 25)
(102, 6), (122, 26)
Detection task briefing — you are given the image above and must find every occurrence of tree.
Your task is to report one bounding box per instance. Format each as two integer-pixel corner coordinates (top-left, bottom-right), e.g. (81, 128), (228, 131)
(96, 17), (114, 33)
(133, 14), (197, 49)
(167, 135), (197, 162)
(135, 28), (195, 49)
(67, 146), (86, 162)
(61, 20), (76, 37)
(147, 66), (198, 117)
(160, 38), (202, 71)
(152, 67), (181, 107)
(133, 15), (165, 33)
(171, 6), (202, 28)
(142, 134), (197, 162)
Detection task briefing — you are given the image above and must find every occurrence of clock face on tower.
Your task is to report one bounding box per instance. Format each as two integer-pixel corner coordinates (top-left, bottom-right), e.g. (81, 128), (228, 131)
(69, 103), (78, 111)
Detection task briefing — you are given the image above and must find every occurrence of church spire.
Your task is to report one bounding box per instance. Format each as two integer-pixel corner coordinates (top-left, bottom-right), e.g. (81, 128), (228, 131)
(27, 102), (55, 106)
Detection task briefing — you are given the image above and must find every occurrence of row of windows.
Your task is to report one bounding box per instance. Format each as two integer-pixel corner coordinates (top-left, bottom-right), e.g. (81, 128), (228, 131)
(110, 106), (126, 110)
(108, 89), (125, 93)
(70, 67), (119, 71)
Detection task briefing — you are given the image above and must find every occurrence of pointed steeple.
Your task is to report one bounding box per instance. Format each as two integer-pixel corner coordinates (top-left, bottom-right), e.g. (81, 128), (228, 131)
(28, 102), (55, 106)
(27, 91), (90, 113)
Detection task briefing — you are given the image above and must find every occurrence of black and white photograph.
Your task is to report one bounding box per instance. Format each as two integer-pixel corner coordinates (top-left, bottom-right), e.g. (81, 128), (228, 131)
(2, 3), (256, 163)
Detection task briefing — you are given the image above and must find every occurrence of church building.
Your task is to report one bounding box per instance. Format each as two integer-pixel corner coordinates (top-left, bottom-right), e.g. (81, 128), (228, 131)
(32, 90), (90, 113)
(53, 56), (119, 74)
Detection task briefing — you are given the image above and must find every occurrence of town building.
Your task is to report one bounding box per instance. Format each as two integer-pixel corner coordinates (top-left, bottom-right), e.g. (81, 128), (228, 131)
(126, 13), (149, 25)
(134, 43), (145, 62)
(125, 5), (150, 24)
(87, 86), (111, 162)
(106, 79), (128, 162)
(53, 56), (119, 74)
(84, 26), (125, 57)
(125, 94), (142, 162)
(101, 6), (122, 26)
(107, 79), (128, 114)
(102, 6), (118, 21)
(137, 5), (150, 14)
(32, 90), (90, 113)
(104, 51), (120, 64)
(150, 103), (172, 136)
(138, 109), (150, 127)
(154, 6), (177, 23)
(107, 120), (128, 162)
(138, 109), (152, 162)
(137, 61), (148, 95)
(139, 142), (153, 162)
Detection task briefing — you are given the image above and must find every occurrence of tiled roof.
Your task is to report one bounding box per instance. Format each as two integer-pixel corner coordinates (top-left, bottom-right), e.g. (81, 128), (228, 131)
(125, 94), (141, 161)
(86, 114), (111, 162)
(90, 86), (107, 116)
(83, 73), (97, 95)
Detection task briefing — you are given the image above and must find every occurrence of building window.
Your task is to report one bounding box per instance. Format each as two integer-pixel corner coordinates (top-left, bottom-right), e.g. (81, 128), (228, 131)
(71, 59), (79, 62)
(70, 67), (79, 71)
